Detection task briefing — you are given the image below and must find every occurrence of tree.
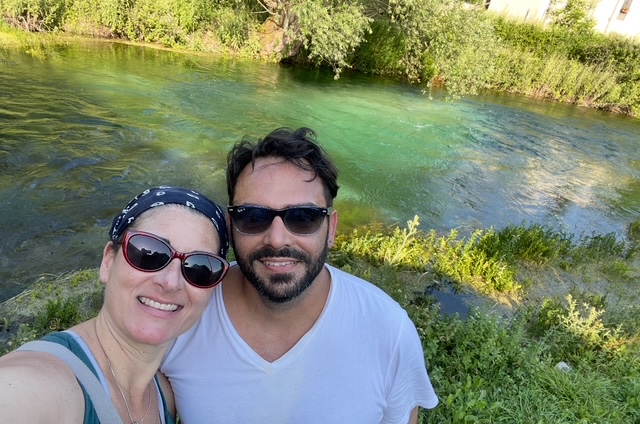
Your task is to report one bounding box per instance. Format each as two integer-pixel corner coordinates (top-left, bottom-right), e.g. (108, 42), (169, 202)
(548, 0), (596, 35)
(254, 0), (371, 77)
(294, 0), (371, 77)
(387, 0), (497, 96)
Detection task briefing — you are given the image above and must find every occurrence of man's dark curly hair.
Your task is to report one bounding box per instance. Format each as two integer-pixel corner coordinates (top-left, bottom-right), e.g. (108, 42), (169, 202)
(226, 127), (339, 206)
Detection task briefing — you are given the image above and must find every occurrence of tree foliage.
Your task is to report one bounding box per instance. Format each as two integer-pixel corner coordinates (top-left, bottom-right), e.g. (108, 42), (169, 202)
(386, 0), (497, 95)
(294, 0), (371, 77)
(1, 0), (639, 113)
(548, 0), (597, 35)
(0, 0), (69, 30)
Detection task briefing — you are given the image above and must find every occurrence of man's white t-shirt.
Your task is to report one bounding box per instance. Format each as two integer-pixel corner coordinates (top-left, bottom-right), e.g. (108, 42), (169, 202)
(162, 264), (438, 423)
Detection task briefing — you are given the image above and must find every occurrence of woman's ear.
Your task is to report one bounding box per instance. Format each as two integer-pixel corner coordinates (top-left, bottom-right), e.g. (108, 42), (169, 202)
(99, 241), (116, 286)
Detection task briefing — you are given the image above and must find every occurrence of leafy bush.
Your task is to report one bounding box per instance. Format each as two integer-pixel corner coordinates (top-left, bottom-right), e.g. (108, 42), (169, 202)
(493, 17), (571, 57)
(430, 230), (519, 294)
(34, 294), (85, 335)
(530, 294), (634, 363)
(570, 32), (640, 79)
(0, 0), (68, 31)
(294, 0), (371, 78)
(387, 0), (497, 95)
(548, 0), (597, 36)
(207, 6), (253, 50)
(350, 18), (405, 75)
(125, 0), (192, 45)
(489, 12), (639, 115)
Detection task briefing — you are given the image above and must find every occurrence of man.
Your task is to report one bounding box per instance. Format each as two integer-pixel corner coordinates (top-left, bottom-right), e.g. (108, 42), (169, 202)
(162, 127), (438, 423)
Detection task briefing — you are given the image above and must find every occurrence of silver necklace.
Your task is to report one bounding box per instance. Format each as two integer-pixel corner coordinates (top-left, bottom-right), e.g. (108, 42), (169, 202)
(94, 321), (153, 424)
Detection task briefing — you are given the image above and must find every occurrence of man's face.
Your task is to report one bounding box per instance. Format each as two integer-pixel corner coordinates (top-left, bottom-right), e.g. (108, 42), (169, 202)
(229, 157), (337, 304)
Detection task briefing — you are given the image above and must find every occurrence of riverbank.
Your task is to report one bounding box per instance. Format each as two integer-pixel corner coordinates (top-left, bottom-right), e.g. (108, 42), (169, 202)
(1, 0), (639, 117)
(2, 221), (639, 422)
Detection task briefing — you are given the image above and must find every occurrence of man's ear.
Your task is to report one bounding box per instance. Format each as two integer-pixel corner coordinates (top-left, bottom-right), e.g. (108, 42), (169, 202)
(328, 209), (338, 248)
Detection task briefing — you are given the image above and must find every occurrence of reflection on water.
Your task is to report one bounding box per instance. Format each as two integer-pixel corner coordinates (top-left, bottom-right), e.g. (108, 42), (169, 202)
(1, 40), (639, 302)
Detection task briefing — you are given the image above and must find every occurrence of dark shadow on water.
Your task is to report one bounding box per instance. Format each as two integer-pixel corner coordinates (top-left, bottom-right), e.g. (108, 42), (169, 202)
(425, 282), (474, 320)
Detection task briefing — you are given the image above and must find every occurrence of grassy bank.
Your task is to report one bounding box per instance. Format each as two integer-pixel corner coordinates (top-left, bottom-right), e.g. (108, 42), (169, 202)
(1, 0), (639, 117)
(2, 220), (639, 422)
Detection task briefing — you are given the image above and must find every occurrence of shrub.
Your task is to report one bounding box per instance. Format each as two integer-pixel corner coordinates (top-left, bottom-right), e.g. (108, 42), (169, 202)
(294, 0), (372, 78)
(207, 6), (253, 50)
(387, 0), (497, 95)
(0, 0), (68, 31)
(548, 0), (597, 36)
(34, 294), (85, 335)
(125, 0), (187, 45)
(531, 294), (631, 359)
(350, 18), (405, 75)
(476, 223), (573, 265)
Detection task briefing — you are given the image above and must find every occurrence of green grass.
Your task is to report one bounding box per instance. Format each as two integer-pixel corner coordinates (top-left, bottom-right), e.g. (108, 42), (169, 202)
(332, 218), (640, 423)
(1, 220), (639, 422)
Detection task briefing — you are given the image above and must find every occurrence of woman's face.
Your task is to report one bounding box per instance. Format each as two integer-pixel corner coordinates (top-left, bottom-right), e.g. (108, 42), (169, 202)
(99, 205), (221, 347)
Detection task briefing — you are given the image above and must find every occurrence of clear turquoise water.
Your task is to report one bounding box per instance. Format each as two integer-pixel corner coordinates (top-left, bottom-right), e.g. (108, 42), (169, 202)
(1, 40), (639, 301)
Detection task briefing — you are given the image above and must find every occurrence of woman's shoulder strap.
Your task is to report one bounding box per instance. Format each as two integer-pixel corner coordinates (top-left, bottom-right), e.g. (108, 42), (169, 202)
(17, 340), (123, 424)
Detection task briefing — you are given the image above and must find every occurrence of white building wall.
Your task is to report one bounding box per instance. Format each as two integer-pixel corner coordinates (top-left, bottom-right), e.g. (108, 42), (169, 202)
(592, 0), (640, 37)
(487, 0), (639, 38)
(487, 0), (552, 21)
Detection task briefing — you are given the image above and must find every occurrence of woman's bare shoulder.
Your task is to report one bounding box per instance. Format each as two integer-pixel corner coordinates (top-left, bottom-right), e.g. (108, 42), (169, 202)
(0, 350), (86, 423)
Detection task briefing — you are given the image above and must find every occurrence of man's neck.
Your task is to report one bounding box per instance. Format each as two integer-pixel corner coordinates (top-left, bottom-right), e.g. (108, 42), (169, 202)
(223, 265), (331, 362)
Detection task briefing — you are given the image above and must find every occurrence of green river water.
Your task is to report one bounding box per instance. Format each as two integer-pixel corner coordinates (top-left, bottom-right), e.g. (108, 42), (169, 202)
(1, 39), (639, 302)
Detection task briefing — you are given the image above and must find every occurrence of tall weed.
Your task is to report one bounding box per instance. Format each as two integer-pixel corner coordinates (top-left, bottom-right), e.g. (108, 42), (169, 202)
(334, 216), (433, 270)
(335, 218), (520, 294)
(476, 223), (573, 265)
(431, 230), (518, 293)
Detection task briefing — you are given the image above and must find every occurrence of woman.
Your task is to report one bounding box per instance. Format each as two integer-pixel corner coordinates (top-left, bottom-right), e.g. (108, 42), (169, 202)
(0, 186), (230, 423)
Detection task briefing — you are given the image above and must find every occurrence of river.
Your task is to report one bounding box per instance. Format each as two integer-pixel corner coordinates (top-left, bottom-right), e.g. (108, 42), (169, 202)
(1, 39), (639, 302)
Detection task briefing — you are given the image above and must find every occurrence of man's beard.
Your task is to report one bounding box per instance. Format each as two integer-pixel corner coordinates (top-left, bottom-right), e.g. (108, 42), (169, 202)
(233, 233), (329, 304)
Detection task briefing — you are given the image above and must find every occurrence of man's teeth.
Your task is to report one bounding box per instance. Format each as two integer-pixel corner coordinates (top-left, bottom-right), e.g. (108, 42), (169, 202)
(264, 261), (295, 267)
(139, 296), (179, 311)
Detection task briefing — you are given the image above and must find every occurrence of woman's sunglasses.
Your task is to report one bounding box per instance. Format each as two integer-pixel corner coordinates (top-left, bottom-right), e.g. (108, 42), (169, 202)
(227, 205), (332, 235)
(121, 231), (229, 288)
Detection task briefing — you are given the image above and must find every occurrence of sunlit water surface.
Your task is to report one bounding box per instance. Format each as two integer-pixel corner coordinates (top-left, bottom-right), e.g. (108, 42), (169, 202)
(1, 40), (639, 302)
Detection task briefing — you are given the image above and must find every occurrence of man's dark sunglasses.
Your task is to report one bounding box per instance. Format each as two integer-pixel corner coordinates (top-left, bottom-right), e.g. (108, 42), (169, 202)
(121, 230), (229, 288)
(227, 205), (332, 235)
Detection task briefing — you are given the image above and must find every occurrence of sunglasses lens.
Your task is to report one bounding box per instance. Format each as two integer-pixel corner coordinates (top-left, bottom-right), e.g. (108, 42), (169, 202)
(124, 231), (228, 288)
(285, 208), (326, 234)
(232, 207), (274, 234)
(230, 206), (328, 235)
(183, 255), (227, 288)
(126, 234), (172, 271)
